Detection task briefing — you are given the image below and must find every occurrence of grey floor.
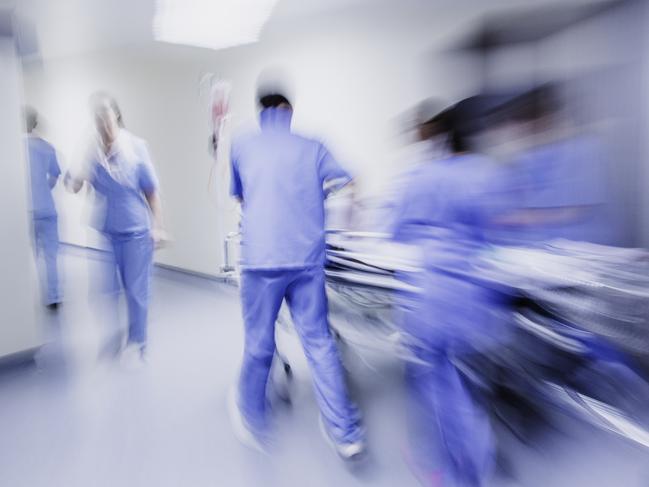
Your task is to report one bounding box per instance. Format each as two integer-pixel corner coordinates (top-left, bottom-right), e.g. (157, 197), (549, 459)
(1, 248), (648, 487)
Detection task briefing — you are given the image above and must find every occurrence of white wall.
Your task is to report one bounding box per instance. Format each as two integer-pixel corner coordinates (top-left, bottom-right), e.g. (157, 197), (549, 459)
(23, 51), (227, 274)
(0, 37), (41, 357)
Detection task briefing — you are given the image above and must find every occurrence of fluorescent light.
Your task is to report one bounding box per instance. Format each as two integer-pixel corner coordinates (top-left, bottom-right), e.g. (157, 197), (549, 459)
(153, 0), (279, 50)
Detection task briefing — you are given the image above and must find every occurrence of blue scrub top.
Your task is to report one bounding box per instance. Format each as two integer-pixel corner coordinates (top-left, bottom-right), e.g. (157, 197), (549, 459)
(495, 135), (606, 243)
(231, 108), (351, 270)
(89, 131), (159, 236)
(392, 153), (510, 352)
(27, 136), (61, 219)
(391, 154), (499, 254)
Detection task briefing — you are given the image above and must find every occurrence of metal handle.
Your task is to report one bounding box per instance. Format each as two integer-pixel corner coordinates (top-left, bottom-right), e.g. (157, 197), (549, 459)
(221, 231), (241, 273)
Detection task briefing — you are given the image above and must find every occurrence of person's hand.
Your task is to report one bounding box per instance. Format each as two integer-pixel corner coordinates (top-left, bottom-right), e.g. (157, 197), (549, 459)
(63, 171), (83, 193)
(151, 228), (170, 250)
(63, 171), (73, 189)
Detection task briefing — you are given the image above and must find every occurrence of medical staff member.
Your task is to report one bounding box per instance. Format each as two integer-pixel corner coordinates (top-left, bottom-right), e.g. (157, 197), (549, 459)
(65, 93), (166, 364)
(387, 102), (452, 238)
(490, 85), (607, 245)
(228, 88), (365, 460)
(392, 99), (506, 487)
(24, 107), (62, 310)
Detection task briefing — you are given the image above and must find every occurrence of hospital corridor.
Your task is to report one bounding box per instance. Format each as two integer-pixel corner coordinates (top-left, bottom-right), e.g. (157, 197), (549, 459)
(3, 1), (649, 486)
(2, 248), (648, 487)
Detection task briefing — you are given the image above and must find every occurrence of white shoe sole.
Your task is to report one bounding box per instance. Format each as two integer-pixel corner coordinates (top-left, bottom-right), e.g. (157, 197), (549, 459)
(119, 346), (145, 372)
(318, 415), (366, 461)
(227, 387), (268, 455)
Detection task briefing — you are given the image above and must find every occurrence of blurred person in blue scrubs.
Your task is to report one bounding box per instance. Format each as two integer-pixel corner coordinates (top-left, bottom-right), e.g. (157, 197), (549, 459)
(388, 101), (454, 240)
(489, 85), (608, 245)
(367, 99), (447, 234)
(228, 86), (365, 460)
(392, 99), (507, 487)
(65, 93), (166, 366)
(24, 106), (62, 310)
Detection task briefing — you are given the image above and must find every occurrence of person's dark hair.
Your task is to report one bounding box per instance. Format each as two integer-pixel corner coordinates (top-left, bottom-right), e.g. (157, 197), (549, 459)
(429, 96), (487, 153)
(258, 93), (291, 110)
(422, 107), (452, 147)
(24, 105), (38, 133)
(505, 84), (562, 123)
(90, 91), (125, 128)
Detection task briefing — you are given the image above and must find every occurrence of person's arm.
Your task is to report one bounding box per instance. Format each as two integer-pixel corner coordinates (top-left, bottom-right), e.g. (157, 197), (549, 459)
(230, 142), (243, 204)
(64, 173), (84, 193)
(64, 144), (95, 193)
(316, 142), (358, 227)
(138, 144), (168, 248)
(48, 149), (62, 189)
(497, 137), (605, 229)
(316, 143), (353, 197)
(494, 206), (591, 227)
(145, 190), (167, 247)
(64, 166), (89, 193)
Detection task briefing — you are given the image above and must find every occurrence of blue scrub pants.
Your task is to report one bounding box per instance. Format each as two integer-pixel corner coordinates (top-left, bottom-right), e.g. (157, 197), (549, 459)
(400, 270), (497, 487)
(238, 266), (363, 443)
(33, 216), (61, 305)
(108, 232), (153, 347)
(405, 350), (493, 487)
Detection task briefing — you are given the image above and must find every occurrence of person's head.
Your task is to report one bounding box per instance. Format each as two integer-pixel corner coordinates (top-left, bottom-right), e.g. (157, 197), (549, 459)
(418, 120), (439, 142)
(422, 105), (470, 155)
(419, 96), (488, 155)
(89, 92), (124, 146)
(414, 98), (445, 143)
(24, 106), (38, 134)
(508, 84), (563, 134)
(256, 66), (294, 113)
(258, 92), (292, 111)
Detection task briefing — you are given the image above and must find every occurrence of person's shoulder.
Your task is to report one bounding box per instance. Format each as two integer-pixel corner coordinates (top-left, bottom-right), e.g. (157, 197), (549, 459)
(41, 138), (56, 153)
(121, 130), (155, 168)
(562, 133), (600, 157)
(443, 153), (497, 183)
(29, 136), (55, 153)
(288, 133), (330, 156)
(231, 126), (262, 150)
(453, 153), (496, 170)
(401, 160), (430, 181)
(293, 132), (324, 146)
(122, 130), (148, 152)
(453, 152), (492, 164)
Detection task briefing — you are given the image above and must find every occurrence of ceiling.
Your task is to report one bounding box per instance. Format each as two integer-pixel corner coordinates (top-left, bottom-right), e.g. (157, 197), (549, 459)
(3, 0), (609, 60)
(6, 0), (379, 59)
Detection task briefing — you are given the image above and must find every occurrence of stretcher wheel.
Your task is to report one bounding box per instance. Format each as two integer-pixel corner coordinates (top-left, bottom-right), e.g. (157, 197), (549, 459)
(283, 361), (293, 379)
(272, 357), (294, 406)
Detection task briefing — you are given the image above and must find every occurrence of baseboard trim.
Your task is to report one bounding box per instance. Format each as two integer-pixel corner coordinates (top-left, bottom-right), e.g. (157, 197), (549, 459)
(154, 263), (238, 286)
(60, 241), (238, 286)
(0, 347), (38, 373)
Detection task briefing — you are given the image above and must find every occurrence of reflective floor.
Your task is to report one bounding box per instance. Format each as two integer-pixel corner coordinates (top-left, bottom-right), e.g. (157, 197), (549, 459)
(1, 248), (648, 487)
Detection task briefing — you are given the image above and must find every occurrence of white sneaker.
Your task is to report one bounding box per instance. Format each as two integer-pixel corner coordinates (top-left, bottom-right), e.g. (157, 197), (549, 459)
(227, 387), (268, 455)
(120, 343), (145, 371)
(319, 415), (366, 461)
